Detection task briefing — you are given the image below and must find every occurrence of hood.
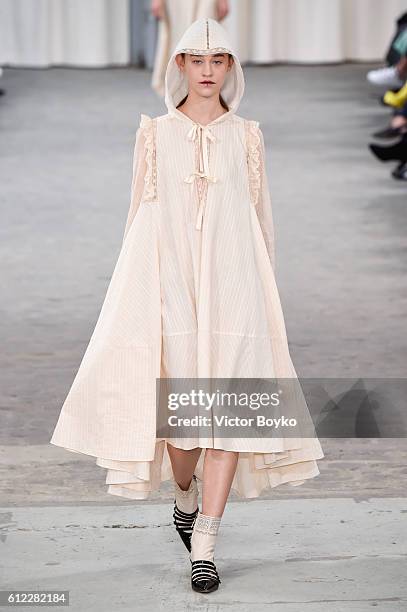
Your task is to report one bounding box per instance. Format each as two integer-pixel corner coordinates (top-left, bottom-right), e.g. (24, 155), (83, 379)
(164, 17), (245, 122)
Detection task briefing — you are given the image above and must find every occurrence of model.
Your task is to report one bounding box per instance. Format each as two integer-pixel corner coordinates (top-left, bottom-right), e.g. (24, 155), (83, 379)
(50, 18), (324, 594)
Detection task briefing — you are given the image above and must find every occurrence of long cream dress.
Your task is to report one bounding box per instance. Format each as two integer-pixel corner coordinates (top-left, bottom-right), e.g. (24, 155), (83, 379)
(50, 18), (324, 500)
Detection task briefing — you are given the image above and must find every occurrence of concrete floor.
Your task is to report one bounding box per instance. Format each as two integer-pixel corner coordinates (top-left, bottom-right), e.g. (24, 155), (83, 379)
(1, 498), (406, 611)
(0, 63), (406, 610)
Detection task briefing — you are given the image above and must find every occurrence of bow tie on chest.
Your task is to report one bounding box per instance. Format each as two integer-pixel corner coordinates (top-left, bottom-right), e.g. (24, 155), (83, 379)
(184, 124), (218, 184)
(184, 124), (218, 230)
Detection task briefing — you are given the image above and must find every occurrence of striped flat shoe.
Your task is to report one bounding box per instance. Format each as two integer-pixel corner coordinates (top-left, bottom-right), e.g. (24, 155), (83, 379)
(190, 559), (221, 593)
(173, 502), (199, 552)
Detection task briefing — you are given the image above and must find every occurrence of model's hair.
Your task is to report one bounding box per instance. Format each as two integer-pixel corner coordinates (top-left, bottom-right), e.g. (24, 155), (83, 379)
(176, 52), (232, 111)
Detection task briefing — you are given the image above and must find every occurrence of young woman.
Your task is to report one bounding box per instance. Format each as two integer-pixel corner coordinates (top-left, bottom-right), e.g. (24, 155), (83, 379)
(50, 18), (324, 595)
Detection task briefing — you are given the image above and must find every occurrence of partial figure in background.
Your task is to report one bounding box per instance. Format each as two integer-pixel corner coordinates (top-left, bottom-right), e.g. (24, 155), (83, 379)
(367, 11), (407, 89)
(150, 0), (229, 97)
(371, 55), (407, 144)
(380, 59), (407, 174)
(0, 67), (5, 96)
(367, 11), (407, 182)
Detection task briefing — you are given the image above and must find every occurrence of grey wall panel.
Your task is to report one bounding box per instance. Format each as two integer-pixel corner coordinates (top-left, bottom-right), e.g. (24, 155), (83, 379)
(130, 0), (158, 68)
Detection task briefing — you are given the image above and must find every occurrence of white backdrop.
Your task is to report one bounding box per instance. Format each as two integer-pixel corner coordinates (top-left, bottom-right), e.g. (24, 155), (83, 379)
(235, 0), (407, 63)
(0, 0), (406, 67)
(0, 0), (130, 66)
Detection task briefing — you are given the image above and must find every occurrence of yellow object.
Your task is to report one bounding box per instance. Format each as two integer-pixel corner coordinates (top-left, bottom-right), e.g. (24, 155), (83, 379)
(384, 81), (407, 108)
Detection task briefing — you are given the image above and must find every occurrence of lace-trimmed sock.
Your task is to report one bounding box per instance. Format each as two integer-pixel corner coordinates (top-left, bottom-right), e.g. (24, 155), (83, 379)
(190, 511), (222, 593)
(172, 474), (199, 552)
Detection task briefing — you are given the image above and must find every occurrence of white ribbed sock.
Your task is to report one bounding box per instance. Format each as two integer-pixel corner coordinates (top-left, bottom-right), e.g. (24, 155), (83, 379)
(190, 511), (222, 562)
(173, 475), (199, 514)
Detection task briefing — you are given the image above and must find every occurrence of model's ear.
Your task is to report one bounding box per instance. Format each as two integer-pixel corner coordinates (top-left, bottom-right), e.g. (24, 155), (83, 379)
(175, 53), (185, 71)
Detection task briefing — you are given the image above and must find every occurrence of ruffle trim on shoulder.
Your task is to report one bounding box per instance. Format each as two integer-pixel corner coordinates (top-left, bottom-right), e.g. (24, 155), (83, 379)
(245, 119), (261, 208)
(139, 113), (157, 202)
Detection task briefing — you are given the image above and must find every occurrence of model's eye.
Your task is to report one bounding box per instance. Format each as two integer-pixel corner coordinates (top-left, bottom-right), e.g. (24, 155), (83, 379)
(192, 59), (223, 64)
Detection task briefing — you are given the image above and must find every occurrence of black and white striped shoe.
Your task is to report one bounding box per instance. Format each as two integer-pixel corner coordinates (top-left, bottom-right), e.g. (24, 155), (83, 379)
(173, 502), (199, 552)
(190, 558), (221, 593)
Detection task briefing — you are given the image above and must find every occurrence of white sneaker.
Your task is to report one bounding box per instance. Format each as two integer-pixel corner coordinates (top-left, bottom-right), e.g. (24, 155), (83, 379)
(367, 66), (404, 89)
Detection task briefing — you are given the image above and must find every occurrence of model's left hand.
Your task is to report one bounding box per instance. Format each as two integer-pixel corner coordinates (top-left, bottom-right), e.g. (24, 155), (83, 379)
(151, 0), (165, 20)
(216, 0), (229, 21)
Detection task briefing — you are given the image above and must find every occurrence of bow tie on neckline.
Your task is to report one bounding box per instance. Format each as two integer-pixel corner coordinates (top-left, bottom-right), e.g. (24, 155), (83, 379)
(184, 123), (218, 183)
(184, 123), (218, 230)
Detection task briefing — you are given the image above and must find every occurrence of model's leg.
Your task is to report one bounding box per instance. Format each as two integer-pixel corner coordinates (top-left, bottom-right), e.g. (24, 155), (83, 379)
(201, 448), (239, 516)
(166, 442), (202, 490)
(167, 442), (203, 552)
(190, 449), (239, 593)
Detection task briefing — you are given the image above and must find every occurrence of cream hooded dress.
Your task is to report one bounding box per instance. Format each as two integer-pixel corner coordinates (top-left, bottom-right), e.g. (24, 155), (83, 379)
(50, 18), (324, 500)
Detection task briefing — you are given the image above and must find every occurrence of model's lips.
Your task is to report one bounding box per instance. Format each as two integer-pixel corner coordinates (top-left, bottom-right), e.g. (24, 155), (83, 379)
(200, 81), (215, 85)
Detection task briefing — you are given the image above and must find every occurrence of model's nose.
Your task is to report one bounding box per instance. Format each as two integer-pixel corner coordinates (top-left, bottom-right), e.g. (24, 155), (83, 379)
(202, 62), (213, 75)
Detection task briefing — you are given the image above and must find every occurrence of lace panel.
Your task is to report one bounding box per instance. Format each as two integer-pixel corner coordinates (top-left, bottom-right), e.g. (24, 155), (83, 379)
(140, 113), (157, 202)
(244, 119), (261, 208)
(177, 47), (231, 55)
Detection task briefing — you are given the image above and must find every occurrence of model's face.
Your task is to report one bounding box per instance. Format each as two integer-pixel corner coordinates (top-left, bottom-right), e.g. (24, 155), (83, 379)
(176, 53), (233, 100)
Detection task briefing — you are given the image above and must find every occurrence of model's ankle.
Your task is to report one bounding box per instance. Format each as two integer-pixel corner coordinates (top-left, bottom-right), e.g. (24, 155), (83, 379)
(190, 511), (222, 562)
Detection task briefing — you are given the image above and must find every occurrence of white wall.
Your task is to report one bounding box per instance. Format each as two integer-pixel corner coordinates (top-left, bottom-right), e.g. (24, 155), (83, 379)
(0, 0), (406, 67)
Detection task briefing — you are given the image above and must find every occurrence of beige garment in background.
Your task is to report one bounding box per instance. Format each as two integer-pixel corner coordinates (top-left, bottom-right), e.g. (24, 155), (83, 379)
(50, 18), (324, 500)
(152, 0), (218, 97)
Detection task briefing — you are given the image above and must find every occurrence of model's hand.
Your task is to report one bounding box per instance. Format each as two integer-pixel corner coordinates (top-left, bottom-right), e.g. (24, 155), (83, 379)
(151, 0), (165, 20)
(216, 0), (229, 21)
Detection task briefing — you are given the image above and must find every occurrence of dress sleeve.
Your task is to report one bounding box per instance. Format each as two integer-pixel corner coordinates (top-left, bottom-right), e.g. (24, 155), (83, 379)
(246, 120), (276, 273)
(122, 126), (148, 244)
(256, 126), (276, 273)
